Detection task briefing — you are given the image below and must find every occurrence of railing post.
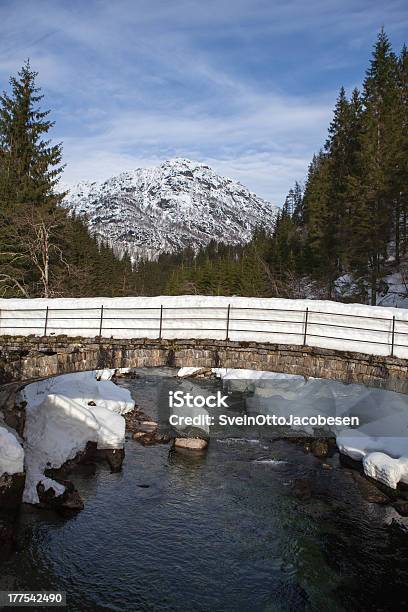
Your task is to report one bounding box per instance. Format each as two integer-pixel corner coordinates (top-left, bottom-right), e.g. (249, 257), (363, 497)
(391, 315), (396, 357)
(99, 305), (104, 336)
(226, 304), (231, 341)
(303, 307), (308, 346)
(159, 305), (163, 340)
(44, 306), (49, 337)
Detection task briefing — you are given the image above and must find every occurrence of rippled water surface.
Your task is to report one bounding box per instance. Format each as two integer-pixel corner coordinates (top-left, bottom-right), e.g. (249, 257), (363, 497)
(2, 369), (408, 611)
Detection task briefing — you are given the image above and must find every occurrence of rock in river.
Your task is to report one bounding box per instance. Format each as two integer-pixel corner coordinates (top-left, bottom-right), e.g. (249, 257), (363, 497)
(37, 479), (84, 516)
(174, 438), (208, 451)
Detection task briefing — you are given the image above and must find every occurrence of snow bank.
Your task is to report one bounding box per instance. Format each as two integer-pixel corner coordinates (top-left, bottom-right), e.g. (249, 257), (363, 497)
(212, 368), (307, 395)
(0, 295), (407, 358)
(363, 453), (408, 490)
(215, 368), (408, 489)
(0, 426), (24, 476)
(21, 371), (135, 504)
(337, 426), (408, 489)
(213, 368), (305, 382)
(94, 368), (131, 380)
(177, 367), (202, 377)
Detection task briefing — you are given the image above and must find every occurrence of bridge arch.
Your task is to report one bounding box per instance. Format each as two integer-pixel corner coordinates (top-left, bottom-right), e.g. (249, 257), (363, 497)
(1, 336), (408, 394)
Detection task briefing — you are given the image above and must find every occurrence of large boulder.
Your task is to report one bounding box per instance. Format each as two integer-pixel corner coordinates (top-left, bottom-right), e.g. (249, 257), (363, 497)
(46, 441), (98, 479)
(46, 440), (126, 475)
(174, 438), (208, 451)
(126, 407), (171, 446)
(37, 479), (84, 516)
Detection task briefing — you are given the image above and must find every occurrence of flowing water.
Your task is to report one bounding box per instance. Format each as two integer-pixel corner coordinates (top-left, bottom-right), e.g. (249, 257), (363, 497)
(2, 369), (408, 611)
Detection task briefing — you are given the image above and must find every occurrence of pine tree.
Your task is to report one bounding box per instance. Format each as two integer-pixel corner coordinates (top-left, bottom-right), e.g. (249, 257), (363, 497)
(396, 45), (408, 256)
(358, 28), (399, 303)
(302, 151), (332, 290)
(0, 60), (64, 210)
(291, 181), (304, 225)
(325, 86), (363, 278)
(0, 61), (66, 296)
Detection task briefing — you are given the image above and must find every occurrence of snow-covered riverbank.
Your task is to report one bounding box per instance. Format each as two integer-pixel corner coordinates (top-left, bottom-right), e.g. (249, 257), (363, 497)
(0, 426), (24, 476)
(20, 371), (134, 504)
(179, 367), (408, 491)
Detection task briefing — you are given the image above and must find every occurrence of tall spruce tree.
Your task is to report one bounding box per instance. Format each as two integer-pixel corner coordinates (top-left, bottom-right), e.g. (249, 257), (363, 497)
(0, 61), (66, 296)
(396, 45), (408, 257)
(302, 151), (332, 290)
(324, 86), (350, 292)
(325, 87), (363, 279)
(0, 60), (64, 209)
(358, 28), (399, 303)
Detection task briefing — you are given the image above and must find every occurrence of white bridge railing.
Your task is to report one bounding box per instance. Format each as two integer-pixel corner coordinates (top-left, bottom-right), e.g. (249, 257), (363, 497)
(0, 296), (408, 359)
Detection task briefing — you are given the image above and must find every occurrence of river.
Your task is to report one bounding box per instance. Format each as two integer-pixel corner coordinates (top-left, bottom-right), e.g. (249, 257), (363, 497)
(1, 369), (408, 611)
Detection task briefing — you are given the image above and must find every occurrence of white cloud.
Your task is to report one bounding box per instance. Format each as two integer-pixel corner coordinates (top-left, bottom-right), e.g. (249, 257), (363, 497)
(59, 81), (332, 203)
(1, 0), (407, 204)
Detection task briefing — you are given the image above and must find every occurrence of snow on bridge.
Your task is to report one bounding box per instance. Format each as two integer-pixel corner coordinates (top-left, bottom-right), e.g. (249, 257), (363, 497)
(1, 295), (408, 359)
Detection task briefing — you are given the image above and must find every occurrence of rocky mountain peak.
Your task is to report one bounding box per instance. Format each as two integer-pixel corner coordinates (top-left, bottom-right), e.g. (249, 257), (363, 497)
(63, 158), (278, 261)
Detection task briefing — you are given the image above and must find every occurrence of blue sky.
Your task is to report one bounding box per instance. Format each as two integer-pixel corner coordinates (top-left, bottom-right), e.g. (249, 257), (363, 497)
(0, 0), (407, 204)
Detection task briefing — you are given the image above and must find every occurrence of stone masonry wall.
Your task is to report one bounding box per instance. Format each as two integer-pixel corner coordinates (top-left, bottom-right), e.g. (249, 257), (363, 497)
(0, 336), (408, 393)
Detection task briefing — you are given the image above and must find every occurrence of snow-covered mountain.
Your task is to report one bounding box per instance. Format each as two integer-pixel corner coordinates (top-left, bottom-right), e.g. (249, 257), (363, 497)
(63, 158), (278, 260)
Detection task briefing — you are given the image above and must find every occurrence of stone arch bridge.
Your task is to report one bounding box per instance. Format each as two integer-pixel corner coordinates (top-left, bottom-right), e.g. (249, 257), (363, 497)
(1, 335), (408, 394)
